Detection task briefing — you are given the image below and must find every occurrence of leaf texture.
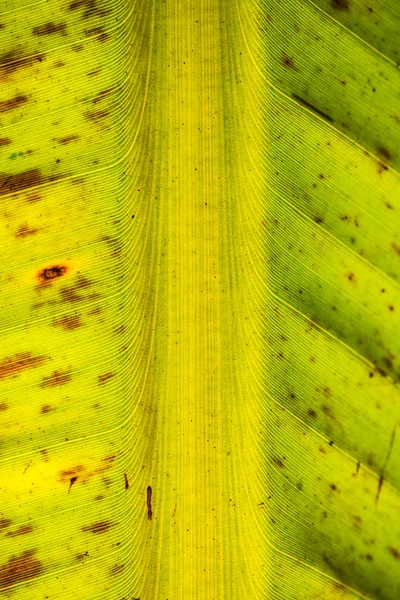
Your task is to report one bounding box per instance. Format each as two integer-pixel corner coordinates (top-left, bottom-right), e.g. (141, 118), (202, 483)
(0, 0), (399, 599)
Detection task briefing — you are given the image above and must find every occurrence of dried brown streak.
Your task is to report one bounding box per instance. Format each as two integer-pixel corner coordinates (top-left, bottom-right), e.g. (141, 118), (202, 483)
(68, 477), (78, 494)
(85, 109), (109, 121)
(0, 519), (12, 531)
(0, 352), (47, 380)
(68, 0), (110, 19)
(81, 521), (115, 534)
(292, 94), (334, 123)
(0, 95), (29, 113)
(93, 89), (112, 104)
(15, 224), (38, 238)
(124, 473), (129, 490)
(54, 135), (79, 145)
(5, 525), (33, 537)
(37, 265), (68, 286)
(0, 138), (11, 147)
(32, 22), (67, 36)
(40, 370), (71, 388)
(281, 53), (298, 71)
(0, 51), (45, 77)
(0, 550), (42, 589)
(98, 372), (115, 385)
(147, 485), (152, 521)
(60, 465), (84, 483)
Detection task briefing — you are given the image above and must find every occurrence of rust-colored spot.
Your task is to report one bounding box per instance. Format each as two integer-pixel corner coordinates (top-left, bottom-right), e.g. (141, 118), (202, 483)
(5, 525), (34, 537)
(98, 32), (110, 42)
(0, 549), (43, 589)
(388, 305), (395, 312)
(332, 0), (349, 10)
(0, 519), (12, 530)
(273, 458), (285, 468)
(0, 51), (45, 77)
(15, 224), (38, 238)
(81, 521), (115, 534)
(347, 272), (356, 282)
(40, 405), (52, 414)
(0, 94), (29, 113)
(89, 306), (102, 315)
(0, 138), (11, 147)
(0, 352), (47, 380)
(110, 564), (124, 575)
(32, 22), (67, 36)
(60, 465), (84, 484)
(59, 286), (84, 303)
(94, 495), (104, 501)
(389, 547), (400, 560)
(53, 315), (82, 330)
(98, 372), (115, 385)
(76, 552), (89, 561)
(75, 275), (91, 289)
(0, 402), (8, 411)
(54, 135), (79, 145)
(40, 370), (71, 388)
(27, 193), (42, 204)
(37, 265), (67, 287)
(391, 242), (400, 256)
(281, 53), (298, 71)
(0, 170), (62, 197)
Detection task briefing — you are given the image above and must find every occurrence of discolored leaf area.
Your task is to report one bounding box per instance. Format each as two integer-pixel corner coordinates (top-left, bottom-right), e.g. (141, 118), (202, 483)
(0, 0), (399, 599)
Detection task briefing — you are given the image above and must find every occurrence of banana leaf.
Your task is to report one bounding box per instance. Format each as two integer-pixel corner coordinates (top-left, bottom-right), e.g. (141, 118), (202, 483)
(0, 0), (399, 598)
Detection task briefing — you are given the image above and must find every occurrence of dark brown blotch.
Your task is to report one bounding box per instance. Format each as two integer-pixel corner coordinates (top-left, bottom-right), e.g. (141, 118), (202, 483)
(40, 370), (71, 388)
(60, 465), (84, 484)
(0, 402), (8, 411)
(110, 564), (124, 575)
(0, 169), (62, 197)
(40, 405), (52, 414)
(0, 138), (11, 147)
(332, 0), (349, 10)
(273, 458), (285, 468)
(32, 22), (67, 36)
(98, 372), (115, 385)
(92, 88), (112, 104)
(281, 53), (298, 71)
(0, 94), (29, 113)
(53, 315), (82, 330)
(5, 525), (34, 537)
(389, 547), (400, 560)
(81, 521), (115, 534)
(0, 51), (45, 77)
(0, 352), (47, 380)
(37, 265), (68, 286)
(0, 549), (43, 589)
(377, 146), (392, 162)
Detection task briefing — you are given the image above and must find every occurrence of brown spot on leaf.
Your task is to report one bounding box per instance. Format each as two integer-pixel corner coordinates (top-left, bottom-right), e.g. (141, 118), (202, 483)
(0, 170), (62, 197)
(391, 242), (400, 256)
(273, 458), (285, 468)
(15, 224), (38, 238)
(0, 352), (47, 380)
(377, 146), (392, 162)
(0, 549), (43, 589)
(347, 272), (356, 282)
(85, 109), (109, 122)
(60, 286), (83, 303)
(92, 88), (112, 104)
(37, 265), (67, 286)
(54, 135), (79, 145)
(40, 405), (52, 414)
(0, 94), (29, 113)
(53, 315), (82, 330)
(0, 51), (45, 77)
(332, 0), (349, 10)
(98, 373), (115, 385)
(124, 473), (129, 490)
(308, 409), (317, 418)
(281, 53), (298, 71)
(110, 564), (124, 575)
(32, 22), (67, 36)
(87, 69), (101, 77)
(0, 402), (8, 411)
(69, 0), (110, 18)
(60, 465), (84, 484)
(0, 138), (11, 147)
(388, 547), (400, 560)
(40, 370), (71, 388)
(0, 519), (12, 530)
(81, 521), (115, 534)
(5, 525), (34, 537)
